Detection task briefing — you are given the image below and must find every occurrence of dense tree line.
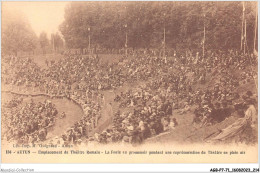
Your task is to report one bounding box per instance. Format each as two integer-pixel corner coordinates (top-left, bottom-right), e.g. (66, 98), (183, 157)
(60, 1), (257, 52)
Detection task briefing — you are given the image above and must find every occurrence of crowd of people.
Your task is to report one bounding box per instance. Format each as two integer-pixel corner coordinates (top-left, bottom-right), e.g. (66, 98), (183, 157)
(97, 87), (177, 144)
(58, 100), (102, 146)
(2, 56), (43, 89)
(88, 50), (257, 144)
(2, 48), (258, 145)
(2, 98), (58, 144)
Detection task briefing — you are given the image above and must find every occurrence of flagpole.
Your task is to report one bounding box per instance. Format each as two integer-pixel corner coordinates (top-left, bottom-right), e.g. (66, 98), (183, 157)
(88, 27), (91, 54)
(52, 34), (55, 53)
(244, 19), (246, 54)
(125, 6), (128, 57)
(203, 14), (206, 58)
(254, 5), (257, 53)
(163, 13), (166, 59)
(241, 1), (245, 51)
(125, 24), (128, 56)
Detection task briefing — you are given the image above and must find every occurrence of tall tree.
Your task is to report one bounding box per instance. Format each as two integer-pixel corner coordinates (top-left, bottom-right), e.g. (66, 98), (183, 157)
(39, 32), (49, 54)
(2, 9), (38, 55)
(51, 33), (64, 53)
(59, 1), (257, 52)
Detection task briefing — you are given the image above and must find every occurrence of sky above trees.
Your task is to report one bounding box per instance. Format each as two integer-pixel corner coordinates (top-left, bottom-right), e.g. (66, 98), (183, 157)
(2, 1), (68, 38)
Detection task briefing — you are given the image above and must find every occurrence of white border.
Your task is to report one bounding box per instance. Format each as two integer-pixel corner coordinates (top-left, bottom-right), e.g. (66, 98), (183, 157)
(0, 0), (259, 172)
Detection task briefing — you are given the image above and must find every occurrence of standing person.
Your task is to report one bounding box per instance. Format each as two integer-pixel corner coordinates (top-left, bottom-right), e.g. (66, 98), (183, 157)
(244, 98), (257, 128)
(86, 122), (90, 138)
(108, 102), (113, 117)
(95, 112), (99, 127)
(210, 97), (257, 142)
(45, 59), (49, 67)
(102, 94), (105, 106)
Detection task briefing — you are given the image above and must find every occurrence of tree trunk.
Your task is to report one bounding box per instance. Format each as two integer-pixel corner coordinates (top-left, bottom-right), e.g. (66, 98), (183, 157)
(43, 48), (46, 55)
(80, 47), (83, 55)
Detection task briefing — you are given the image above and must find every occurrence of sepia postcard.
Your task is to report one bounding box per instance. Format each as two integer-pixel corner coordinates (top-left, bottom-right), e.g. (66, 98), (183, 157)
(1, 1), (258, 164)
